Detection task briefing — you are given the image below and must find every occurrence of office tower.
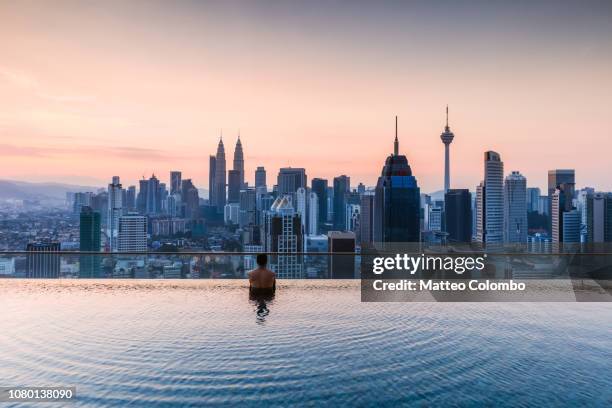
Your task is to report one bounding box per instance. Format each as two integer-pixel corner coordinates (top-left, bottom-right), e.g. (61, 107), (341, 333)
(548, 169), (575, 230)
(307, 192), (319, 236)
(257, 193), (275, 226)
(255, 166), (267, 190)
(562, 209), (581, 243)
(360, 193), (375, 246)
(296, 187), (308, 235)
(117, 214), (147, 252)
(181, 179), (200, 219)
(373, 116), (421, 243)
(277, 167), (307, 195)
(475, 151), (504, 244)
(346, 204), (360, 235)
(145, 174), (161, 215)
(125, 186), (136, 211)
(255, 166), (268, 192)
(357, 183), (366, 195)
(527, 187), (540, 213)
(585, 192), (612, 243)
(311, 178), (328, 229)
(427, 206), (443, 232)
(166, 193), (180, 217)
(26, 242), (61, 278)
(233, 136), (245, 188)
(72, 192), (92, 214)
(208, 155), (216, 203)
(170, 171), (182, 195)
(227, 170), (241, 203)
(440, 105), (455, 193)
(239, 188), (257, 229)
(504, 171), (528, 243)
(214, 137), (227, 213)
(444, 189), (472, 243)
(224, 203), (240, 225)
(263, 196), (303, 278)
(333, 175), (350, 231)
(107, 176), (123, 251)
(328, 231), (356, 278)
(79, 206), (101, 277)
(327, 186), (334, 222)
(137, 177), (148, 214)
(551, 183), (575, 243)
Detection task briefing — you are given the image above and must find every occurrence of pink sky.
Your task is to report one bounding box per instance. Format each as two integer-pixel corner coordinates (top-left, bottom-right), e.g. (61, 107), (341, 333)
(1, 1), (611, 192)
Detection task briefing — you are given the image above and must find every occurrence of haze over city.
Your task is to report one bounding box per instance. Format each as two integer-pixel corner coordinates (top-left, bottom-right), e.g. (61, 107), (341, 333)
(1, 0), (611, 192)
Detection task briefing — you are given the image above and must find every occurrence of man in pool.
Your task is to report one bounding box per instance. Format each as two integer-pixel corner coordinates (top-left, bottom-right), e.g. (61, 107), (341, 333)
(248, 254), (276, 293)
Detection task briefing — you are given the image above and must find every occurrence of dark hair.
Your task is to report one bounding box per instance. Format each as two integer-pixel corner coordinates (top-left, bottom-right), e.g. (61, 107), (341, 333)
(256, 253), (268, 267)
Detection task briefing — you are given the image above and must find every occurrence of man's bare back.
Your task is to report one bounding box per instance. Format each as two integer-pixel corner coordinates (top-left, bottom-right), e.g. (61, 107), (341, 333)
(248, 267), (276, 290)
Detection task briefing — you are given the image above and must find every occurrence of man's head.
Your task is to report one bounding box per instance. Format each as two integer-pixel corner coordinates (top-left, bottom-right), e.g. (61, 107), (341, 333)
(256, 253), (268, 267)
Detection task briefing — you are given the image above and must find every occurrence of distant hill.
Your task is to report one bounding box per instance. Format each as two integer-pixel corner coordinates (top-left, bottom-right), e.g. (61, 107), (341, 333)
(0, 180), (100, 201)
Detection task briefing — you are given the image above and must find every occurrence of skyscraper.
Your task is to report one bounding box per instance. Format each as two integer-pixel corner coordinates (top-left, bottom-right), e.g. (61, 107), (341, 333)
(117, 214), (147, 252)
(214, 137), (227, 213)
(209, 155), (216, 204)
(255, 166), (266, 190)
(263, 196), (303, 278)
(170, 171), (182, 195)
(227, 170), (241, 203)
(126, 185), (136, 211)
(308, 192), (319, 236)
(277, 168), (307, 195)
(79, 206), (101, 277)
(475, 151), (504, 244)
(527, 187), (540, 213)
(440, 105), (455, 193)
(311, 178), (328, 230)
(548, 169), (575, 231)
(551, 182), (577, 244)
(145, 174), (161, 215)
(373, 116), (421, 243)
(585, 192), (612, 243)
(107, 176), (123, 251)
(444, 189), (472, 243)
(504, 171), (528, 243)
(328, 231), (356, 278)
(233, 136), (245, 188)
(181, 179), (200, 219)
(360, 192), (375, 246)
(333, 175), (350, 231)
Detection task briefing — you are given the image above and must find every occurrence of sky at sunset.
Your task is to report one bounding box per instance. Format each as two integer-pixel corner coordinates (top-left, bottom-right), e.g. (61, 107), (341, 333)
(1, 0), (611, 193)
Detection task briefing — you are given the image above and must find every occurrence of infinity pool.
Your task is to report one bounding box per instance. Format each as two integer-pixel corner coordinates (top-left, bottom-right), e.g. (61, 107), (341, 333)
(1, 280), (611, 407)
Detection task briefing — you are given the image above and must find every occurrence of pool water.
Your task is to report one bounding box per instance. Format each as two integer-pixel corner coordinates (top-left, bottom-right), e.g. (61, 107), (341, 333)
(1, 280), (611, 407)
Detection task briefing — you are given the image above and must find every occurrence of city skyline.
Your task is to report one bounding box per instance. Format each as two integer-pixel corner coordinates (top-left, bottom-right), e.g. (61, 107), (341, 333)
(1, 1), (612, 192)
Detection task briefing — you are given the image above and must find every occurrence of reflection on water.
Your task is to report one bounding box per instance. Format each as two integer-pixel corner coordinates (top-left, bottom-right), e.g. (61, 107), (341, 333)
(0, 280), (611, 407)
(249, 289), (275, 324)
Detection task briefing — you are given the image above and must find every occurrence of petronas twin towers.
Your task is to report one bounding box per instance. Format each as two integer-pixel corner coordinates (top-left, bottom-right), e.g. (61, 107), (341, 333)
(209, 134), (244, 213)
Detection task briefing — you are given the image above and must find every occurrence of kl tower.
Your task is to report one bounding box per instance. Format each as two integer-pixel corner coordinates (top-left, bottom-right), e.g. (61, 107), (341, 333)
(440, 105), (455, 193)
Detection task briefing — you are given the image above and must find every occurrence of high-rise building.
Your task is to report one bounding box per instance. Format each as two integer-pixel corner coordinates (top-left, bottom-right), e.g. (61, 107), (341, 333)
(79, 206), (101, 277)
(277, 168), (307, 195)
(333, 175), (350, 231)
(214, 137), (227, 213)
(504, 171), (528, 243)
(308, 192), (319, 236)
(311, 178), (328, 229)
(145, 174), (161, 215)
(117, 214), (147, 252)
(181, 179), (200, 219)
(227, 170), (241, 203)
(239, 188), (257, 229)
(255, 166), (267, 190)
(137, 178), (148, 214)
(527, 187), (540, 213)
(263, 196), (303, 278)
(296, 187), (309, 237)
(233, 136), (245, 188)
(208, 155), (216, 203)
(444, 189), (472, 243)
(328, 231), (356, 278)
(475, 151), (504, 244)
(170, 171), (182, 195)
(562, 209), (581, 244)
(107, 176), (123, 251)
(125, 186), (136, 211)
(373, 117), (421, 243)
(551, 183), (576, 243)
(440, 105), (455, 193)
(548, 169), (575, 230)
(360, 192), (375, 246)
(585, 192), (612, 243)
(26, 242), (61, 278)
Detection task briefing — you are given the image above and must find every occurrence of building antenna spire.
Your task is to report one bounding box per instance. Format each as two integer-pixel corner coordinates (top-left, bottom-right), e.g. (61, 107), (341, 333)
(446, 105), (450, 130)
(394, 115), (399, 156)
